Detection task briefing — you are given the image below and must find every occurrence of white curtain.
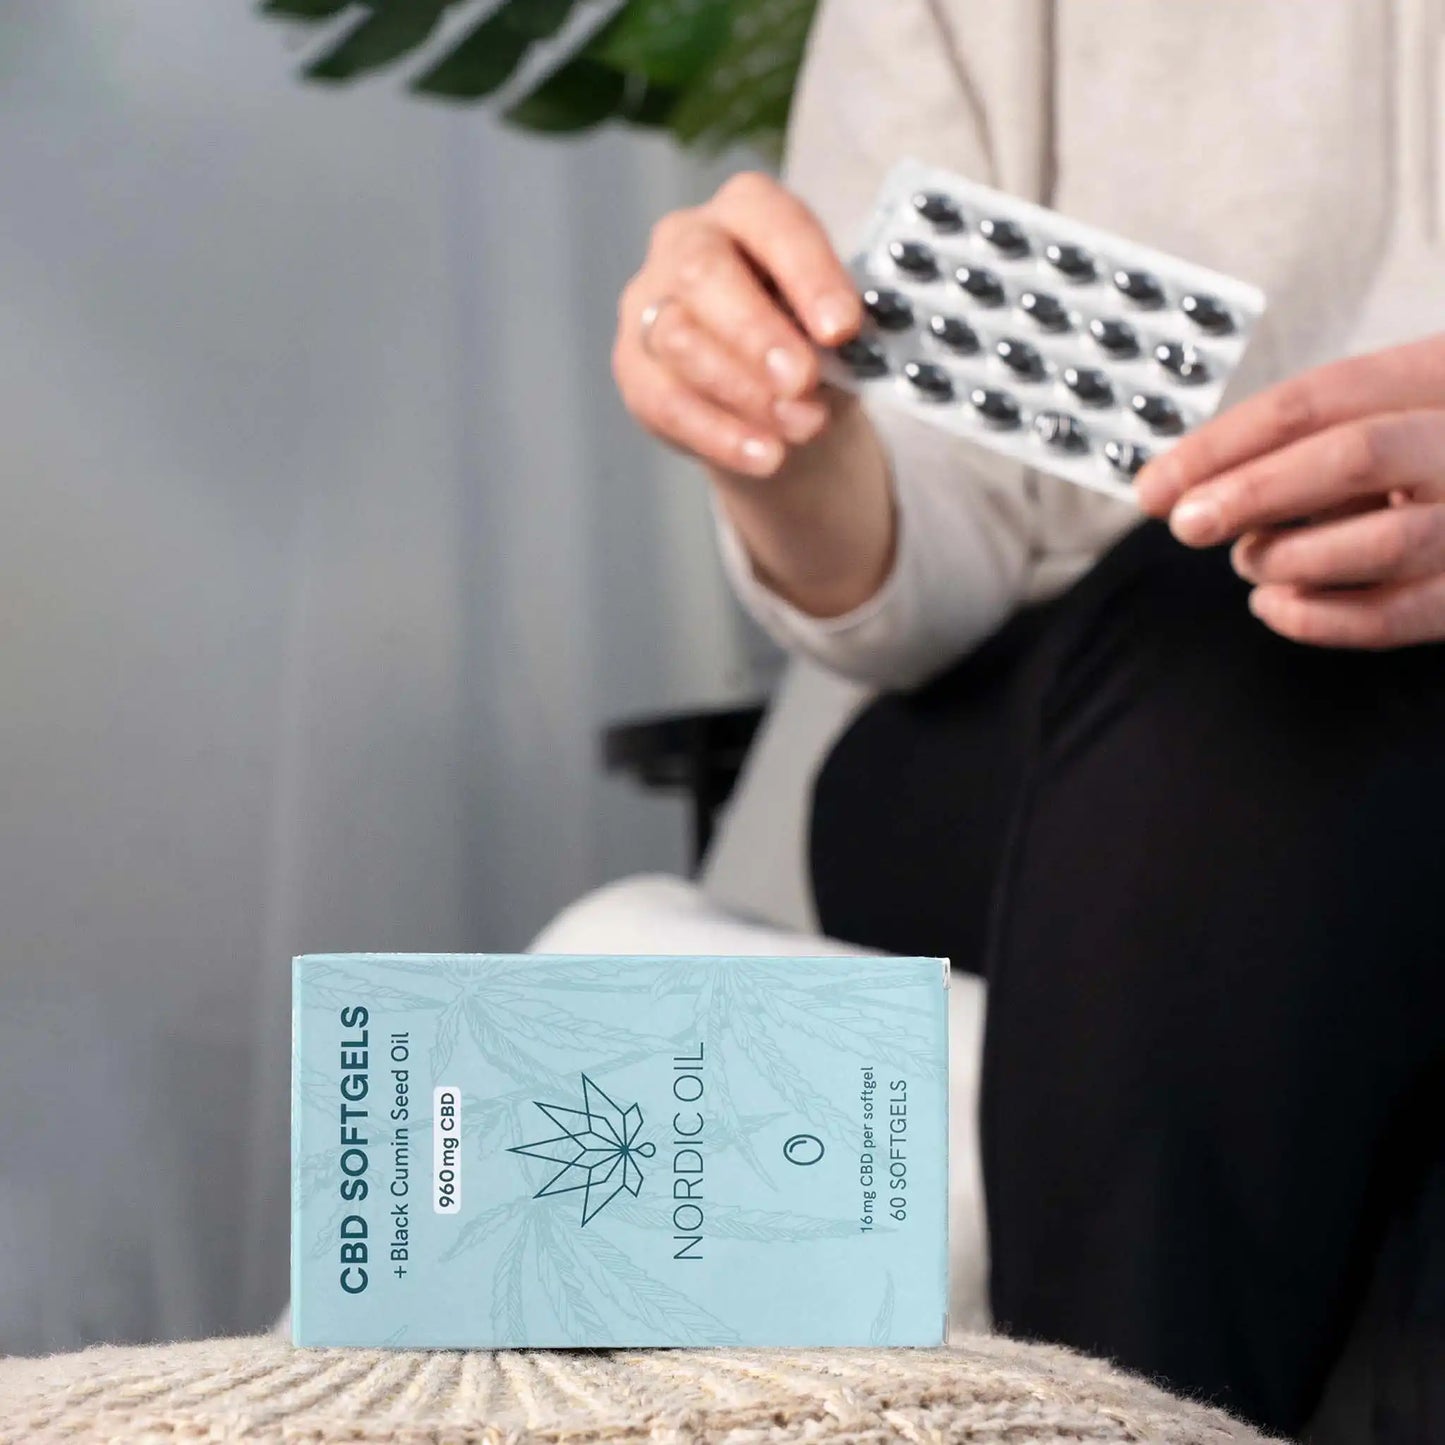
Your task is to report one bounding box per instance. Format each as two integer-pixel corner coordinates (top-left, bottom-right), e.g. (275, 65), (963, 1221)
(0, 0), (768, 1349)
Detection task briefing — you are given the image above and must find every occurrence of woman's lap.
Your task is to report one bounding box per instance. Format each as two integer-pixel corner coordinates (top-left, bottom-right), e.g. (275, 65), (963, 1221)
(809, 520), (1445, 1433)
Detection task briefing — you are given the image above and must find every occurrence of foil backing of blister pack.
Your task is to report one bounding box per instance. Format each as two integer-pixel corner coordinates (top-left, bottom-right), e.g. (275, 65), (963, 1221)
(825, 159), (1267, 503)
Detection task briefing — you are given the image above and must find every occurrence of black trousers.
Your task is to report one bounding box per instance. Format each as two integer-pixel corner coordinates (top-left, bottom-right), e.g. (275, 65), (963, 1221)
(810, 521), (1445, 1436)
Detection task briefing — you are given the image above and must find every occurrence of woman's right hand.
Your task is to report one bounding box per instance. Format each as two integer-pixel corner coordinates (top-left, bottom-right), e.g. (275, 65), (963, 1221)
(612, 170), (865, 479)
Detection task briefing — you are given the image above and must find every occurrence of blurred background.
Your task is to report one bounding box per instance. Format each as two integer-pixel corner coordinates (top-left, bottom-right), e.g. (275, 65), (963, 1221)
(0, 0), (787, 1353)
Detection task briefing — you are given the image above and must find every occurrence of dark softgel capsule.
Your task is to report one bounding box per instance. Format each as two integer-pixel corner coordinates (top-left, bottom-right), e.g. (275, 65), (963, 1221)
(1018, 291), (1071, 332)
(1062, 366), (1115, 407)
(929, 314), (980, 354)
(863, 287), (914, 331)
(970, 387), (1021, 428)
(1034, 411), (1089, 453)
(1155, 342), (1210, 385)
(912, 191), (965, 232)
(1044, 242), (1098, 283)
(1104, 439), (1150, 478)
(1181, 293), (1234, 334)
(903, 359), (955, 401)
(1131, 393), (1184, 435)
(956, 265), (1007, 307)
(834, 337), (889, 378)
(995, 337), (1046, 381)
(889, 239), (940, 281)
(979, 217), (1030, 257)
(1113, 269), (1166, 308)
(1089, 317), (1141, 358)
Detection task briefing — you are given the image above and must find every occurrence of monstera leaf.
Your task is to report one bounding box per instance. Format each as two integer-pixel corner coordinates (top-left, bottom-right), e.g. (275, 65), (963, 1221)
(259, 0), (817, 155)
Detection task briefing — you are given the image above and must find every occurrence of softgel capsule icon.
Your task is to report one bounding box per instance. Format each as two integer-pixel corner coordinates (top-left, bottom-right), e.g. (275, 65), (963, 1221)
(825, 159), (1266, 503)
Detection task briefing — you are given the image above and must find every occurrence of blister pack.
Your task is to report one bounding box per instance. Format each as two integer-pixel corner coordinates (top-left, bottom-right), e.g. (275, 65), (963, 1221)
(825, 159), (1267, 502)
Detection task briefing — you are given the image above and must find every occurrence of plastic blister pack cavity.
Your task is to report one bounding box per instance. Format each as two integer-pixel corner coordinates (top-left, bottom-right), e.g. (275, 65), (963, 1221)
(825, 160), (1267, 503)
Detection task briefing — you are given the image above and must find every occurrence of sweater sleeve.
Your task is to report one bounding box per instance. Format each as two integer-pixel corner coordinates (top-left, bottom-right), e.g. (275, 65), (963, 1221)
(711, 0), (1044, 689)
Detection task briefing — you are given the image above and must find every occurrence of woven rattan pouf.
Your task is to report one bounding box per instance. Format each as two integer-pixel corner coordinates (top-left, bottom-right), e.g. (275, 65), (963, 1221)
(1, 1331), (1284, 1443)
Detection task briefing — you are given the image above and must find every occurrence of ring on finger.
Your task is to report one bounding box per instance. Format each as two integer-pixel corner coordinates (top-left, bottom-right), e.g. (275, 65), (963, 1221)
(639, 294), (683, 358)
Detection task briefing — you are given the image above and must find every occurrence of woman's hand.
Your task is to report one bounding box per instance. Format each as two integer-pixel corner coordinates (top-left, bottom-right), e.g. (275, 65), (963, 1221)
(612, 170), (862, 478)
(1135, 334), (1445, 648)
(613, 172), (898, 620)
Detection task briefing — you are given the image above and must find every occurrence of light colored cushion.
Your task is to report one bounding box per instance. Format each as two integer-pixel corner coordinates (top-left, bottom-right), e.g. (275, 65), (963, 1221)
(3, 1332), (1282, 1443)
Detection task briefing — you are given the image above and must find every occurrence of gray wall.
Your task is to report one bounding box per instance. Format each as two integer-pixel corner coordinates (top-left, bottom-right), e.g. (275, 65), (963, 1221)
(0, 1), (764, 1350)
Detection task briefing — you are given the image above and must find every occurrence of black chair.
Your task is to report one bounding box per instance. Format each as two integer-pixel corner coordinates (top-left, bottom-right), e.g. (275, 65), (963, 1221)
(602, 701), (767, 870)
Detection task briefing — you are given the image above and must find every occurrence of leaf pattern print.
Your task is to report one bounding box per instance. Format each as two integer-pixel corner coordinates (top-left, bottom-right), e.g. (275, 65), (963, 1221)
(491, 1216), (531, 1337)
(730, 1004), (856, 1146)
(793, 964), (943, 1002)
(439, 1195), (530, 1263)
(487, 995), (665, 1058)
(756, 987), (944, 1082)
(298, 959), (449, 1012)
(703, 973), (776, 1191)
(459, 1090), (530, 1149)
(491, 957), (694, 994)
(305, 955), (679, 1096)
(461, 996), (559, 1089)
(868, 1273), (896, 1345)
(606, 1197), (870, 1243)
(534, 1213), (611, 1339)
(292, 1058), (343, 1116)
(293, 1149), (339, 1211)
(664, 958), (945, 1172)
(429, 995), (465, 1075)
(369, 955), (674, 994)
(341, 955), (488, 992)
(300, 1127), (404, 1261)
(569, 1229), (740, 1343)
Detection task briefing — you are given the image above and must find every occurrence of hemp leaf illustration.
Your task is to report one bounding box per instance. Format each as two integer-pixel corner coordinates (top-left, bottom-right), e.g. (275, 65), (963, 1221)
(510, 1073), (656, 1226)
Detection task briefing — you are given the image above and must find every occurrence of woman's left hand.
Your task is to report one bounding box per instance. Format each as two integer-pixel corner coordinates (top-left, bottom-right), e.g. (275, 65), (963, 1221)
(1135, 333), (1445, 647)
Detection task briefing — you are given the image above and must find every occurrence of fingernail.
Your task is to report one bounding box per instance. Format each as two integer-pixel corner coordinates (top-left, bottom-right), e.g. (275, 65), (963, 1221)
(812, 291), (859, 343)
(773, 397), (827, 444)
(1247, 588), (1266, 618)
(1170, 493), (1223, 546)
(740, 436), (784, 474)
(766, 346), (809, 395)
(1229, 538), (1254, 580)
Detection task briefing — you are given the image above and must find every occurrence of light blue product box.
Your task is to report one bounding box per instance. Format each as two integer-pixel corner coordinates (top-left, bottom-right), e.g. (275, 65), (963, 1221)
(291, 953), (949, 1348)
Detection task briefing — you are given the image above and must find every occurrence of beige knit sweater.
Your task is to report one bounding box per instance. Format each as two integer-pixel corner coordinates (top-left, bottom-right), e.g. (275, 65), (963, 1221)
(719, 0), (1445, 687)
(1, 1330), (1284, 1443)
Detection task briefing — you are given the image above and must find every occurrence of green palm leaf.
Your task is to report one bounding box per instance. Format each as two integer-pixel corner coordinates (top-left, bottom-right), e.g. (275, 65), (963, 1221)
(412, 0), (578, 99)
(588, 0), (731, 85)
(263, 0), (352, 17)
(503, 57), (630, 131)
(308, 0), (453, 81)
(257, 0), (818, 154)
(663, 0), (815, 154)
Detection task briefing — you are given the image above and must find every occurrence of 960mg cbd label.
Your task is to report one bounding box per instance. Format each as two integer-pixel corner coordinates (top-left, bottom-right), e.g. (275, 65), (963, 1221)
(433, 1086), (461, 1214)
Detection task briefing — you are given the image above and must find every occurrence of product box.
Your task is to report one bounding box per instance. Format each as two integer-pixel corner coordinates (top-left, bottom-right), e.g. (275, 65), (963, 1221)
(292, 952), (949, 1348)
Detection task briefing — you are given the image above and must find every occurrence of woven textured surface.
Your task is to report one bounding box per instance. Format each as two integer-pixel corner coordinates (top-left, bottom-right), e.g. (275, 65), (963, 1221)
(0, 1332), (1283, 1443)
